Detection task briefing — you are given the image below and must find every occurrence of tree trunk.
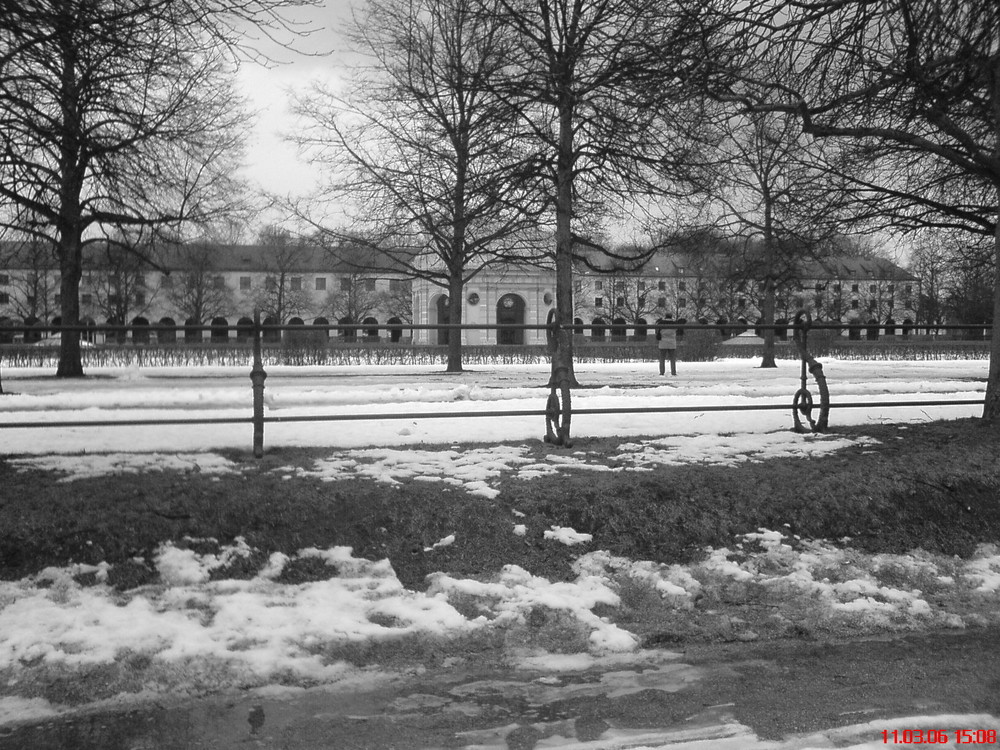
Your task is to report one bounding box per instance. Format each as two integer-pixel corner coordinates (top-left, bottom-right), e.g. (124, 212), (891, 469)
(983, 210), (1000, 420)
(552, 88), (579, 389)
(446, 273), (464, 372)
(55, 231), (84, 378)
(761, 277), (777, 368)
(760, 195), (777, 368)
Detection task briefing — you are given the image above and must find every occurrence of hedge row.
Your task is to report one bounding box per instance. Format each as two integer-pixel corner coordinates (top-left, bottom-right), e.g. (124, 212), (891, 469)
(0, 333), (990, 369)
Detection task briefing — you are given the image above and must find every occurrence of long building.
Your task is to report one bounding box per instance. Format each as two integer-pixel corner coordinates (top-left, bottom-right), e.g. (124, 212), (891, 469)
(0, 239), (919, 343)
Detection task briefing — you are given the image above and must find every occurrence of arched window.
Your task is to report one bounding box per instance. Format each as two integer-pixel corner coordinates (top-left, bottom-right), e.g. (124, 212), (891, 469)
(362, 317), (379, 341)
(591, 317), (606, 340)
(610, 318), (627, 341)
(866, 319), (880, 340)
(573, 317), (585, 336)
(634, 318), (648, 340)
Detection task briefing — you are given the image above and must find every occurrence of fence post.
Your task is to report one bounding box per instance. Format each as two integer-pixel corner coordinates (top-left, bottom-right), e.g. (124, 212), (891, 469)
(250, 311), (267, 458)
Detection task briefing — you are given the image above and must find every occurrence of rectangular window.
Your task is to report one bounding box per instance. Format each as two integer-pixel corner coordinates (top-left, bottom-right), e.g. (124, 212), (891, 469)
(265, 277), (277, 291)
(340, 278), (351, 291)
(658, 281), (666, 291)
(364, 279), (376, 291)
(135, 291), (145, 306)
(390, 278), (405, 292)
(815, 283), (823, 292)
(315, 277), (326, 291)
(678, 281), (686, 292)
(905, 285), (912, 295)
(869, 284), (877, 293)
(638, 281), (646, 291)
(616, 296), (625, 307)
(595, 280), (603, 291)
(81, 293), (92, 305)
(887, 284), (895, 294)
(240, 276), (251, 291)
(213, 276), (226, 290)
(290, 277), (302, 292)
(677, 297), (686, 308)
(658, 296), (667, 307)
(851, 283), (859, 293)
(0, 274), (8, 285)
(833, 283), (841, 293)
(595, 296), (603, 307)
(852, 299), (859, 309)
(737, 298), (745, 308)
(0, 292), (8, 304)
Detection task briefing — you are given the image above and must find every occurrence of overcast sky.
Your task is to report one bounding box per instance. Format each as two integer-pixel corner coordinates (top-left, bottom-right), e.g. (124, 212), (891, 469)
(236, 1), (358, 207)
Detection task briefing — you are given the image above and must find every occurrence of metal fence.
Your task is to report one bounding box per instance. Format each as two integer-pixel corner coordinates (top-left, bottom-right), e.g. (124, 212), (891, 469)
(0, 319), (991, 456)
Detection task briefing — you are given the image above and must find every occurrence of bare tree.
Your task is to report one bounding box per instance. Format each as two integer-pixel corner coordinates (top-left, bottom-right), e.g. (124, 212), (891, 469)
(493, 0), (717, 402)
(164, 242), (235, 330)
(719, 0), (1000, 416)
(88, 244), (160, 342)
(698, 110), (859, 366)
(0, 237), (60, 331)
(243, 226), (313, 324)
(293, 0), (544, 372)
(0, 0), (314, 377)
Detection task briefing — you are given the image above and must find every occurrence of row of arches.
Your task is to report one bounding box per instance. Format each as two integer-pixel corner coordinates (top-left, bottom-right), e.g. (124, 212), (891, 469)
(0, 315), (409, 344)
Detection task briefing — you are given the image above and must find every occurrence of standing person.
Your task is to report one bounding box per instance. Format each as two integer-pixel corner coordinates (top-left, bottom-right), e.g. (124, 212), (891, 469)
(656, 314), (677, 376)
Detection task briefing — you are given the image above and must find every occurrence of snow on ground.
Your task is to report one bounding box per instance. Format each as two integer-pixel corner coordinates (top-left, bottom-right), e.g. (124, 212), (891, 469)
(0, 358), (986, 454)
(0, 358), (998, 734)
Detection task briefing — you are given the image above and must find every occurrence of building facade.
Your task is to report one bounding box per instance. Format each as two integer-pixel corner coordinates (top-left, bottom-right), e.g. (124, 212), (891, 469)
(1, 239), (919, 343)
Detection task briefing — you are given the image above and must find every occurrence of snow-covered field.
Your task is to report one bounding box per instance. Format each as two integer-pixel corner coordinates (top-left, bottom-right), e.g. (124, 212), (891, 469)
(1, 358), (998, 747)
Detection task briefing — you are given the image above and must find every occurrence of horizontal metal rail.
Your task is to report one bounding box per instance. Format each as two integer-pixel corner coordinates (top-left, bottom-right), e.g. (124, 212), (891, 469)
(0, 397), (985, 430)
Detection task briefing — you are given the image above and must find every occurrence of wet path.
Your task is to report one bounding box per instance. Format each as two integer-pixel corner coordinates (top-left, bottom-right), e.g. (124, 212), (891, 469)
(3, 627), (999, 749)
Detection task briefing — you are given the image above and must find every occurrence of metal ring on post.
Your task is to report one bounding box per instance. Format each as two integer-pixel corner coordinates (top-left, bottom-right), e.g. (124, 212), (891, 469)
(791, 310), (830, 433)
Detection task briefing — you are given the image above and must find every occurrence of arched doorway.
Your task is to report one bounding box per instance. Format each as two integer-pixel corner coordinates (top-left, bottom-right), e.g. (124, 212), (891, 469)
(158, 317), (177, 344)
(0, 317), (15, 344)
(387, 317), (404, 343)
(312, 317), (330, 342)
(338, 316), (356, 342)
(132, 316), (150, 344)
(236, 317), (254, 343)
(210, 317), (229, 343)
(496, 294), (525, 345)
(184, 317), (201, 344)
(262, 316), (281, 343)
